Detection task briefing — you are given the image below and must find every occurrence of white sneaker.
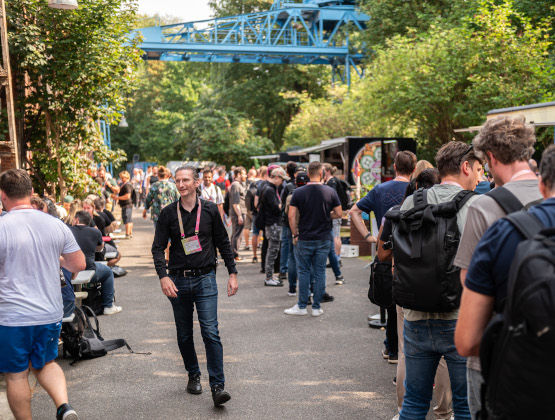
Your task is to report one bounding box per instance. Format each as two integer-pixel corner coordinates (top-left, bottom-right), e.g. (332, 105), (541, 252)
(287, 291), (296, 297)
(265, 278), (282, 287)
(103, 305), (122, 315)
(312, 308), (324, 317)
(284, 304), (307, 316)
(391, 414), (400, 420)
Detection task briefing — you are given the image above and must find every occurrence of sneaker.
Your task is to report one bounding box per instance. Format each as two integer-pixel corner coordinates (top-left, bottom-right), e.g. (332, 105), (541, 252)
(284, 304), (307, 316)
(312, 308), (324, 317)
(381, 347), (389, 359)
(265, 278), (283, 287)
(388, 354), (398, 364)
(335, 275), (345, 285)
(287, 291), (297, 297)
(321, 293), (334, 302)
(211, 384), (231, 407)
(391, 414), (400, 420)
(56, 403), (78, 420)
(252, 256), (258, 263)
(103, 305), (122, 315)
(278, 272), (287, 281)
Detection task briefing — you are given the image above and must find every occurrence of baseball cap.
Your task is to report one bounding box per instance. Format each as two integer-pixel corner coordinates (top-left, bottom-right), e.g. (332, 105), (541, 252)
(271, 167), (290, 181)
(64, 195), (74, 203)
(295, 172), (310, 186)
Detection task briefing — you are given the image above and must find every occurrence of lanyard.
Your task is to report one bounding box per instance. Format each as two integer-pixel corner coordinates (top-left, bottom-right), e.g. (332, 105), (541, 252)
(177, 198), (201, 238)
(509, 169), (534, 182)
(441, 181), (464, 189)
(9, 205), (33, 211)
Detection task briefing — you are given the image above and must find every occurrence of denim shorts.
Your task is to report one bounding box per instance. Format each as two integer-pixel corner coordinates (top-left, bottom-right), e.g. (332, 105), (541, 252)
(252, 215), (261, 235)
(332, 218), (341, 238)
(0, 322), (62, 373)
(121, 206), (133, 224)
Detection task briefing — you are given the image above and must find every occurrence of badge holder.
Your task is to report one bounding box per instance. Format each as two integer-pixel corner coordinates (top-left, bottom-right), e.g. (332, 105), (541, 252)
(177, 199), (203, 255)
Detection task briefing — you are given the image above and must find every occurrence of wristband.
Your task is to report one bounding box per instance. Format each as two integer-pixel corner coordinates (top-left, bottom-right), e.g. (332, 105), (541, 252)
(364, 232), (373, 240)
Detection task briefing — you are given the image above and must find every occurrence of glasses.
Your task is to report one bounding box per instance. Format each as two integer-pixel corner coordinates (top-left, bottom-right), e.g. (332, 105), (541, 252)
(458, 145), (473, 164)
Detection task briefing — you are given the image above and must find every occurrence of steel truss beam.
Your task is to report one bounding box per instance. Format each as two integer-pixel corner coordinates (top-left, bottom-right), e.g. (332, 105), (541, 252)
(135, 0), (369, 86)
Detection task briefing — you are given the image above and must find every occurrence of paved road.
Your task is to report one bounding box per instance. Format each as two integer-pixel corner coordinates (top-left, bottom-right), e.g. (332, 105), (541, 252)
(30, 210), (398, 419)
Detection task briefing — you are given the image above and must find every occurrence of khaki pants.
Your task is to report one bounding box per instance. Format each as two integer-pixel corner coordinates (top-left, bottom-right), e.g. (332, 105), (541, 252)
(396, 305), (453, 419)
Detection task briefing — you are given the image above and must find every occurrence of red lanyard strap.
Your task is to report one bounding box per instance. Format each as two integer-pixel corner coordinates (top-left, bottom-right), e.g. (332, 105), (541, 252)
(177, 198), (202, 238)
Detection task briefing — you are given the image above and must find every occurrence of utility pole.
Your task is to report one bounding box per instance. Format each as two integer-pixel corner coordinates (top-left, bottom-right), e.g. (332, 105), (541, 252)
(0, 0), (18, 171)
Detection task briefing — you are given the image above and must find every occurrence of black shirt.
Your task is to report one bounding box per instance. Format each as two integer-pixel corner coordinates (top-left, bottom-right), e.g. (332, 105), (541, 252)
(69, 225), (102, 270)
(290, 184), (341, 241)
(119, 183), (133, 208)
(259, 182), (282, 226)
(280, 181), (296, 226)
(151, 197), (237, 279)
(103, 209), (115, 223)
(93, 214), (107, 236)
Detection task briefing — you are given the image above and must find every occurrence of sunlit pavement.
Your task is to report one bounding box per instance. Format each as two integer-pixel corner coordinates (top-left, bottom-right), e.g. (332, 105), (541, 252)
(31, 209), (398, 419)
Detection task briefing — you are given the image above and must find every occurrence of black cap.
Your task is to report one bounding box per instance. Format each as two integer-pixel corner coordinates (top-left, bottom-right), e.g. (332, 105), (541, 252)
(295, 172), (310, 186)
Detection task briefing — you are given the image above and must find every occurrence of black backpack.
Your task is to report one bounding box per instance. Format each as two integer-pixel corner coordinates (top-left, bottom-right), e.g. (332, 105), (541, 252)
(368, 260), (393, 308)
(245, 181), (258, 213)
(61, 305), (148, 363)
(479, 211), (555, 419)
(337, 178), (352, 210)
(223, 192), (230, 216)
(386, 188), (475, 312)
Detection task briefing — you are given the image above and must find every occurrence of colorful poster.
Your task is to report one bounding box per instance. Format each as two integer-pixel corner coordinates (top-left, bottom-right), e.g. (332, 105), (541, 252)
(352, 141), (381, 189)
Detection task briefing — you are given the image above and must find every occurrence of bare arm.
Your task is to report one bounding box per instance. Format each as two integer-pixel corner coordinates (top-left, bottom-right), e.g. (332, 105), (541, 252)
(217, 203), (225, 221)
(377, 224), (392, 262)
(330, 205), (342, 219)
(60, 250), (86, 273)
(288, 205), (299, 236)
(455, 286), (494, 357)
(349, 204), (375, 242)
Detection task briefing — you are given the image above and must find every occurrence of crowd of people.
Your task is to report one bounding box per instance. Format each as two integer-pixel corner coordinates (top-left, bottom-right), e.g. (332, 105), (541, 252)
(1, 113), (554, 419)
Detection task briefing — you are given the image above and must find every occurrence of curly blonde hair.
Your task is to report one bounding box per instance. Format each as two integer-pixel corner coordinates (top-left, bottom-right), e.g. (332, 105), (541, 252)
(473, 115), (535, 164)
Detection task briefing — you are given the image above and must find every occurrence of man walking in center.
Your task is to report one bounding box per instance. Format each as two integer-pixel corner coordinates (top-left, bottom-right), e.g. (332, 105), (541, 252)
(0, 169), (86, 420)
(285, 161), (342, 316)
(151, 165), (238, 407)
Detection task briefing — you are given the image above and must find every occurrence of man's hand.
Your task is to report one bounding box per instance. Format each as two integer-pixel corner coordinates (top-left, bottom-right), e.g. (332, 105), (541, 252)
(238, 215), (244, 225)
(227, 274), (238, 297)
(142, 209), (148, 219)
(366, 235), (377, 244)
(160, 276), (178, 298)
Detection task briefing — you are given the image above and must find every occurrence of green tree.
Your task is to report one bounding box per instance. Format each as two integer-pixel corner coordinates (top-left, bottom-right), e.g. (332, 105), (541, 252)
(7, 0), (141, 198)
(356, 0), (554, 158)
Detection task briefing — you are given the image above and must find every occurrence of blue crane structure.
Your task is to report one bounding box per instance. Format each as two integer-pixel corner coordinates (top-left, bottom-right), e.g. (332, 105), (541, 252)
(134, 0), (370, 86)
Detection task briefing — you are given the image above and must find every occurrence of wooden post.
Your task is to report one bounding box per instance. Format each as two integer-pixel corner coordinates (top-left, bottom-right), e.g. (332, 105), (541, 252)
(0, 0), (19, 171)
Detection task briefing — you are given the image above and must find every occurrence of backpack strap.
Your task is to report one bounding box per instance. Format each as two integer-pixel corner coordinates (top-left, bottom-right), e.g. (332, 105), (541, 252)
(505, 211), (545, 240)
(486, 187), (523, 214)
(453, 190), (476, 211)
(524, 198), (543, 210)
(413, 188), (428, 208)
(102, 338), (152, 355)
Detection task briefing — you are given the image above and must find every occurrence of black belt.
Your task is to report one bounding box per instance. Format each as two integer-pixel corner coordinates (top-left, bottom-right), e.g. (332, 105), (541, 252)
(169, 266), (215, 278)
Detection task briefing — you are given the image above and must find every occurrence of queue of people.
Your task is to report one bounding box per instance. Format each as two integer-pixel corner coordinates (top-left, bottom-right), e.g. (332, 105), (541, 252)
(1, 114), (554, 419)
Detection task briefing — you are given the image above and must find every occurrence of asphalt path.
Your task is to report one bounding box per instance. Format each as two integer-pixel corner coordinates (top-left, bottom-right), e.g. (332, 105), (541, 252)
(32, 209), (399, 419)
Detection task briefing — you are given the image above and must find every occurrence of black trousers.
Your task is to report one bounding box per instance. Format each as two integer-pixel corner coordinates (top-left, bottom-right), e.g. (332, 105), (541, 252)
(386, 304), (398, 355)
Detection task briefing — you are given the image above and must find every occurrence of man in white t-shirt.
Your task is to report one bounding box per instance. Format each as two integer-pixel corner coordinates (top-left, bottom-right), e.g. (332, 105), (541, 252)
(0, 169), (85, 420)
(200, 169), (225, 221)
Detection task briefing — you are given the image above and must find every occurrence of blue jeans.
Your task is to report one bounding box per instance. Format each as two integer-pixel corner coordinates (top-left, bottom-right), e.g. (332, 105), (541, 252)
(93, 262), (115, 308)
(400, 319), (470, 420)
(295, 239), (330, 310)
(280, 226), (292, 274)
(168, 272), (224, 389)
(327, 239), (341, 278)
(288, 242), (298, 293)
